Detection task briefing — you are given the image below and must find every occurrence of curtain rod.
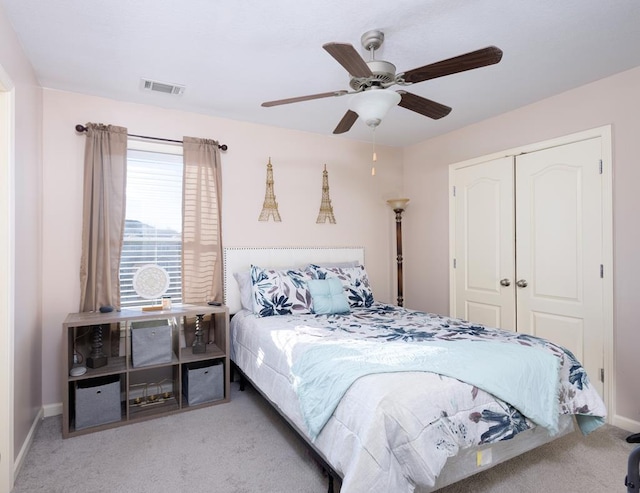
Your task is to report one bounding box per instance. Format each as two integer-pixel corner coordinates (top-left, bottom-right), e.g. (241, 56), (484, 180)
(74, 124), (228, 151)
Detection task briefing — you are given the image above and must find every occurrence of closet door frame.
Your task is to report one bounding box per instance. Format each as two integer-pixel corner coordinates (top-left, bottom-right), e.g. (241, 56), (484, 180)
(448, 125), (613, 422)
(0, 63), (15, 492)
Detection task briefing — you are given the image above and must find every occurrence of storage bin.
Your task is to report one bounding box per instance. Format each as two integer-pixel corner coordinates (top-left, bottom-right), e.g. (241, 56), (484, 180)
(131, 319), (172, 368)
(182, 361), (224, 406)
(75, 375), (122, 430)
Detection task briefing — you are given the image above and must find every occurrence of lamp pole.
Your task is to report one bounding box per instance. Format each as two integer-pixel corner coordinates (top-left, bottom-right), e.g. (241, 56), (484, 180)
(387, 199), (409, 307)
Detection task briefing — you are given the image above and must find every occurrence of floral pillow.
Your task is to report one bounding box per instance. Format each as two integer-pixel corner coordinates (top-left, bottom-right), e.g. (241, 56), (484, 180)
(250, 265), (313, 317)
(307, 264), (374, 307)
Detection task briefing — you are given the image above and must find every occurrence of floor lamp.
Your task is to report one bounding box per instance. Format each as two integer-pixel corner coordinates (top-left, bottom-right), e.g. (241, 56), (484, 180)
(387, 198), (409, 306)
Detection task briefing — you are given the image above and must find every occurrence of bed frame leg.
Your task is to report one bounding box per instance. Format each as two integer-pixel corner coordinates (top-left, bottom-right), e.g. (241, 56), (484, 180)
(232, 362), (247, 391)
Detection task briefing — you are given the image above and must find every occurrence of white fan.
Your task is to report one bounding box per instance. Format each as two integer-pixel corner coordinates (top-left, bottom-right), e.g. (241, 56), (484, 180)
(133, 264), (170, 306)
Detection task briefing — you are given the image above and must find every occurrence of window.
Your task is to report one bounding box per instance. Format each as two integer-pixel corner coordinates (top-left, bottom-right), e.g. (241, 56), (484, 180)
(120, 142), (183, 307)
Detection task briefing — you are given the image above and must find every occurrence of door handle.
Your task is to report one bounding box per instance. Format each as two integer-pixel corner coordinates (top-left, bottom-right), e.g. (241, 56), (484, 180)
(500, 278), (511, 287)
(516, 279), (528, 288)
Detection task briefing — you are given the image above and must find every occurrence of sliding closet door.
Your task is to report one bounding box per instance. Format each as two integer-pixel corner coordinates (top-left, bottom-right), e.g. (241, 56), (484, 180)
(515, 138), (604, 396)
(452, 157), (516, 330)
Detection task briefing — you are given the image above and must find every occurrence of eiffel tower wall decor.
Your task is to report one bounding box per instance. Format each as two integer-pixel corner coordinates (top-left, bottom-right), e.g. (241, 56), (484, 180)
(316, 164), (336, 224)
(258, 157), (282, 222)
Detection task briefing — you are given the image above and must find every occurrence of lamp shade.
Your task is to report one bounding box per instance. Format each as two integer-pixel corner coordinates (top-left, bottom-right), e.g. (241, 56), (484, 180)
(387, 198), (410, 211)
(349, 89), (401, 128)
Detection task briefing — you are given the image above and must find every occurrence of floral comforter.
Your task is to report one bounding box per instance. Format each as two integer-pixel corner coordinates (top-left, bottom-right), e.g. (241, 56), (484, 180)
(230, 302), (606, 492)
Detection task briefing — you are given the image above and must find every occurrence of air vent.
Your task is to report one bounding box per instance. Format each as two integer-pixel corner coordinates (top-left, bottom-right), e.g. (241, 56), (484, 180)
(140, 78), (185, 96)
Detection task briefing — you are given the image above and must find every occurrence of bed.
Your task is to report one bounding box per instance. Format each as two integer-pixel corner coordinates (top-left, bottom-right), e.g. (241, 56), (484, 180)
(223, 246), (607, 492)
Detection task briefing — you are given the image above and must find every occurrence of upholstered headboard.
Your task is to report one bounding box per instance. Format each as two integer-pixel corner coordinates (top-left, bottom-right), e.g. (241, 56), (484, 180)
(223, 246), (365, 314)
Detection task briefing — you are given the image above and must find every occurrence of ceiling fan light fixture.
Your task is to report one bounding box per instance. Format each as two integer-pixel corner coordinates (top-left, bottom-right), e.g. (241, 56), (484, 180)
(349, 88), (401, 128)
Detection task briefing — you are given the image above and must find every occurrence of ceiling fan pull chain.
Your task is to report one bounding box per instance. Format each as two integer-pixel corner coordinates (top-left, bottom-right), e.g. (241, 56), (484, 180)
(371, 127), (377, 176)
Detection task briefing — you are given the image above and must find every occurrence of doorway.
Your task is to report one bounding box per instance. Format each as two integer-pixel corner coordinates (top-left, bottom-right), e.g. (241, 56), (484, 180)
(0, 64), (15, 492)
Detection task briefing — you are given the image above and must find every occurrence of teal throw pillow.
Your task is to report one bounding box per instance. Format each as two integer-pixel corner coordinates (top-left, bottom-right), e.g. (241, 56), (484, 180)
(307, 264), (374, 307)
(308, 278), (350, 315)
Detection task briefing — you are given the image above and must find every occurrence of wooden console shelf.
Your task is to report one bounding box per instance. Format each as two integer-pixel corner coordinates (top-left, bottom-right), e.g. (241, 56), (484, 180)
(62, 304), (230, 438)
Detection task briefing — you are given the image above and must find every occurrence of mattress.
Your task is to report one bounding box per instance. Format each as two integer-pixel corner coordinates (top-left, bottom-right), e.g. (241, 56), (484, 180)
(230, 303), (606, 492)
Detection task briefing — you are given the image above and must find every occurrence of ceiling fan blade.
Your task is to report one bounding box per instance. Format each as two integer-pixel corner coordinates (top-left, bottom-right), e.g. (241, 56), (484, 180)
(333, 110), (359, 134)
(402, 46), (503, 84)
(397, 91), (452, 120)
(323, 42), (373, 78)
(262, 90), (348, 107)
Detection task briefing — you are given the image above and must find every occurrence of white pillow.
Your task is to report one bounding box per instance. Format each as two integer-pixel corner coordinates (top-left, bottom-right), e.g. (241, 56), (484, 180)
(310, 260), (360, 269)
(233, 271), (253, 311)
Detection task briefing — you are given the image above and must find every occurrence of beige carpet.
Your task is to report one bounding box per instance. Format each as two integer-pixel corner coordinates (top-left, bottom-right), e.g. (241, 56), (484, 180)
(434, 422), (634, 493)
(12, 385), (327, 493)
(12, 383), (637, 493)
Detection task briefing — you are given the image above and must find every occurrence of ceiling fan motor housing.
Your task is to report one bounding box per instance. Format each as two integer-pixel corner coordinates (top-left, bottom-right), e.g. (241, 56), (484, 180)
(349, 60), (397, 91)
(360, 29), (385, 51)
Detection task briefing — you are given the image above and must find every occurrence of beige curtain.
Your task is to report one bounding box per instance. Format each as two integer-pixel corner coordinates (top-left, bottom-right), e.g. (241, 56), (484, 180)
(79, 123), (128, 312)
(182, 137), (223, 303)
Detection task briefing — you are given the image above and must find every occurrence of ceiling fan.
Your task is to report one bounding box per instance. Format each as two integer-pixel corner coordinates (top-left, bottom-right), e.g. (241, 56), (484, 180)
(261, 30), (503, 134)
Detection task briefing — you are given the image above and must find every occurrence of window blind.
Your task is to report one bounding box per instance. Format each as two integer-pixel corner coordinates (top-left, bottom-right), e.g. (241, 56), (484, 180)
(120, 148), (183, 307)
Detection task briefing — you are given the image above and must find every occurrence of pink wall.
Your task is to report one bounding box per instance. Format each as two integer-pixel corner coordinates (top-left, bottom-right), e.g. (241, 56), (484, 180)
(0, 3), (43, 472)
(40, 89), (404, 406)
(403, 66), (640, 428)
(40, 68), (640, 429)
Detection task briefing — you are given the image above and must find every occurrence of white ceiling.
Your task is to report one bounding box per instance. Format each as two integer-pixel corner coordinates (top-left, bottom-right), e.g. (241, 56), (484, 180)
(2, 0), (640, 147)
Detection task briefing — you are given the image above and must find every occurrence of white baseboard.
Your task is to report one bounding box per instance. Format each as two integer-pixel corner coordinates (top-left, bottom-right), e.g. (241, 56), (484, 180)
(43, 402), (62, 418)
(612, 414), (640, 433)
(13, 408), (43, 480)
